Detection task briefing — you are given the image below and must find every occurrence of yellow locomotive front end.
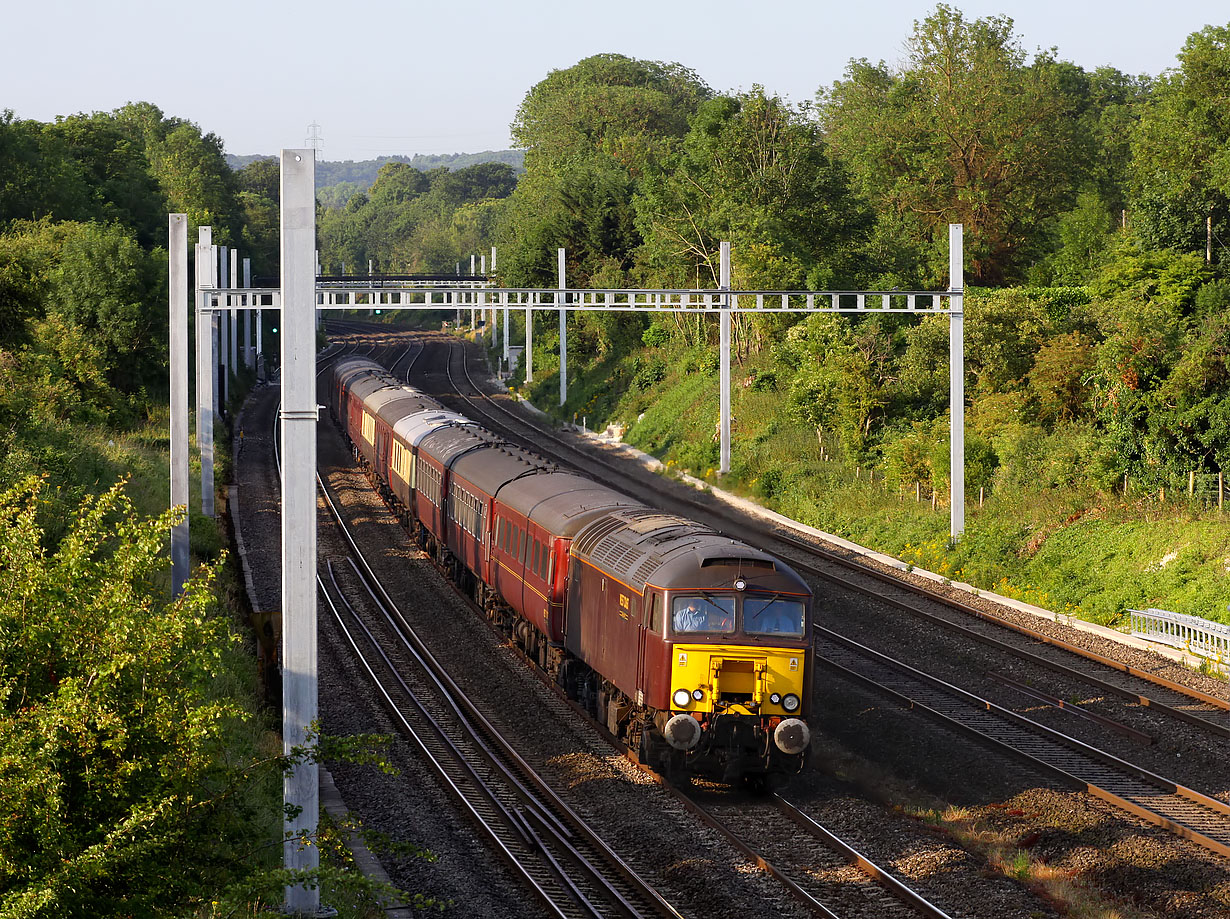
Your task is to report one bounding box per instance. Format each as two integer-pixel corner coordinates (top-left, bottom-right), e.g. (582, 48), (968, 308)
(650, 586), (813, 785)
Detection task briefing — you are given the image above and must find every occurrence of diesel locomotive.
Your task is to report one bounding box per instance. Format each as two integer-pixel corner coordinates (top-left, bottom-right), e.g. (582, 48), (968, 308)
(328, 356), (814, 783)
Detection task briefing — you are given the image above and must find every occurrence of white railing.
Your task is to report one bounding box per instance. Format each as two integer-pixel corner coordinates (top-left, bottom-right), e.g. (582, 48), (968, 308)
(1129, 607), (1230, 673)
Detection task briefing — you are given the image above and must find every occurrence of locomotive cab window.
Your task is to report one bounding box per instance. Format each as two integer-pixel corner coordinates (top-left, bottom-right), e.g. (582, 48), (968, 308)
(743, 596), (806, 637)
(648, 592), (662, 631)
(672, 595), (735, 634)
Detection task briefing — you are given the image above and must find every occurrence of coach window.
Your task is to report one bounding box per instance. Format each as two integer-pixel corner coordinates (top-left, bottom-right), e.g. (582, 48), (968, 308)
(546, 545), (554, 583)
(531, 541), (539, 575)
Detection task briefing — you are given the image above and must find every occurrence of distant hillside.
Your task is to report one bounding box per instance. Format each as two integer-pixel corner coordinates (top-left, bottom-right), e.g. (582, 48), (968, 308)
(226, 150), (525, 189)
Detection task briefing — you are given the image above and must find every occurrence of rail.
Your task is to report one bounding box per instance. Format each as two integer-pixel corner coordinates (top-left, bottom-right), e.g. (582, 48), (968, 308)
(1130, 607), (1230, 674)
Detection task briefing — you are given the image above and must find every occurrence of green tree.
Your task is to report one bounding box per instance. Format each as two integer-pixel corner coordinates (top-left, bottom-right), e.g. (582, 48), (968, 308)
(42, 113), (165, 245)
(636, 89), (869, 292)
(0, 479), (264, 917)
(1130, 23), (1230, 252)
(499, 54), (709, 288)
(8, 221), (167, 420)
(0, 112), (90, 227)
(820, 5), (1079, 284)
(117, 102), (239, 243)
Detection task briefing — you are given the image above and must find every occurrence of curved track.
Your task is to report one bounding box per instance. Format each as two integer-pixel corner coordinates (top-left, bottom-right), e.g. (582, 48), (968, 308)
(382, 330), (1230, 863)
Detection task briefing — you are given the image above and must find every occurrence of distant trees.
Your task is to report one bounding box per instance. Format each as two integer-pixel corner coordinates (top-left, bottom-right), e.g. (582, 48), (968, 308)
(316, 160), (516, 275)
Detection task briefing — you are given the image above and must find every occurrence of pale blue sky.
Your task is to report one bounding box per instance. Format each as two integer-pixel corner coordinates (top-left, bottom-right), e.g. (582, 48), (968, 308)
(4, 0), (1223, 161)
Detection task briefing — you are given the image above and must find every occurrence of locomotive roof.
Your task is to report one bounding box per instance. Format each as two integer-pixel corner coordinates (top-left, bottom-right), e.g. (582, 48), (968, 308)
(497, 470), (645, 537)
(570, 507), (810, 597)
(393, 408), (472, 447)
(452, 442), (550, 496)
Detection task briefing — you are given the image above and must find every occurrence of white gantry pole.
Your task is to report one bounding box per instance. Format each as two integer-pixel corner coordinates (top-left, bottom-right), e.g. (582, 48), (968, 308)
(526, 292), (534, 383)
(195, 228), (216, 517)
(280, 148), (320, 913)
(558, 247), (567, 406)
(949, 223), (965, 539)
(255, 267), (264, 383)
(218, 246), (229, 409)
(243, 258), (253, 369)
(719, 241), (732, 475)
(211, 245), (222, 422)
(229, 248), (238, 380)
(502, 290), (510, 368)
(169, 214), (189, 595)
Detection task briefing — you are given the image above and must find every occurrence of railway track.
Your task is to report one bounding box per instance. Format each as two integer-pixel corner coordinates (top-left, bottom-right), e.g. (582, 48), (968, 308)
(317, 554), (680, 919)
(381, 330), (1230, 861)
(314, 328), (962, 918)
(814, 626), (1230, 859)
(677, 790), (956, 919)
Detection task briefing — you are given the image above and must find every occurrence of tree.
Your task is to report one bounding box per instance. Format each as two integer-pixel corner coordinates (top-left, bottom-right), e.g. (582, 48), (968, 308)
(636, 89), (869, 291)
(117, 102), (239, 243)
(0, 111), (90, 227)
(499, 54), (709, 288)
(0, 479), (264, 917)
(820, 5), (1079, 284)
(511, 53), (709, 173)
(42, 113), (165, 245)
(44, 221), (165, 415)
(1130, 23), (1230, 253)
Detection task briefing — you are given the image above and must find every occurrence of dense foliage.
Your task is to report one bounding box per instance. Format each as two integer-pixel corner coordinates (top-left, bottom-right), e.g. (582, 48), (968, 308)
(0, 480), (268, 916)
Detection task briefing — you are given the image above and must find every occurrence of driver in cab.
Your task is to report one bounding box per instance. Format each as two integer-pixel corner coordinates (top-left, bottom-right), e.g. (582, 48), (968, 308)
(674, 599), (731, 632)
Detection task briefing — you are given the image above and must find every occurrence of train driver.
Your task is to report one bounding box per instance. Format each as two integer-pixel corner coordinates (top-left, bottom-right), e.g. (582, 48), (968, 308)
(674, 598), (733, 632)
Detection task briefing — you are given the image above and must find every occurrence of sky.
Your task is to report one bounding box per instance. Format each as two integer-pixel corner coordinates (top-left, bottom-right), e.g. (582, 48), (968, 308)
(3, 0), (1223, 162)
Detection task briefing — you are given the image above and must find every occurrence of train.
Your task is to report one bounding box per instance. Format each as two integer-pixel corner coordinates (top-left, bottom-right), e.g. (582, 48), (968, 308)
(328, 355), (814, 785)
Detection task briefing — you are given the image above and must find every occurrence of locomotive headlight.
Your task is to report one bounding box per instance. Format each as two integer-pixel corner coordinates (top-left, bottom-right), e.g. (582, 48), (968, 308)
(769, 692), (782, 705)
(673, 688), (692, 708)
(782, 693), (801, 713)
(692, 688), (704, 701)
(734, 577), (747, 591)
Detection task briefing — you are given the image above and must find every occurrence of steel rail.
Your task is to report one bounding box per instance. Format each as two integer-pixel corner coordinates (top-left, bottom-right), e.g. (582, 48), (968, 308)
(772, 795), (955, 919)
(813, 626), (1230, 859)
(317, 568), (578, 918)
(315, 460), (682, 919)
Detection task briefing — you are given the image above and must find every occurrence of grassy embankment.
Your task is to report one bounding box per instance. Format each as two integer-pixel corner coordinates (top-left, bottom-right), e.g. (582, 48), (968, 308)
(505, 336), (1230, 636)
